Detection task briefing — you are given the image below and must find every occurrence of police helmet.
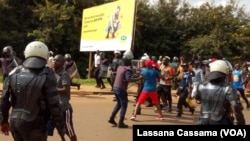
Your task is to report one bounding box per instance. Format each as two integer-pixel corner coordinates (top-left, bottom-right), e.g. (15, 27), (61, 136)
(100, 52), (105, 57)
(207, 60), (229, 80)
(114, 50), (121, 54)
(140, 55), (150, 62)
(64, 53), (71, 59)
(23, 41), (49, 69)
(24, 41), (48, 60)
(2, 46), (11, 53)
(173, 56), (178, 62)
(123, 50), (134, 60)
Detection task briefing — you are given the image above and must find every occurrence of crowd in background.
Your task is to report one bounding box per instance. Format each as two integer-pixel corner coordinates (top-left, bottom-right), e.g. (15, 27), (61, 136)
(0, 45), (250, 138)
(104, 50), (248, 126)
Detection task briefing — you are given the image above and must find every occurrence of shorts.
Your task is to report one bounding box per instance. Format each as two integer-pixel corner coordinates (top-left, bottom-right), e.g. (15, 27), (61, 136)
(157, 84), (172, 101)
(46, 108), (76, 138)
(137, 91), (159, 105)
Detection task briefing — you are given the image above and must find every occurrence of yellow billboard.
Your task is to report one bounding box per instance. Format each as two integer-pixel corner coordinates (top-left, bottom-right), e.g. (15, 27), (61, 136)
(80, 0), (136, 52)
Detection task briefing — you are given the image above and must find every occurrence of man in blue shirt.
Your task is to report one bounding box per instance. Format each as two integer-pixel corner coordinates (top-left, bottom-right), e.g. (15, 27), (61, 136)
(131, 60), (164, 120)
(232, 63), (250, 109)
(176, 63), (195, 117)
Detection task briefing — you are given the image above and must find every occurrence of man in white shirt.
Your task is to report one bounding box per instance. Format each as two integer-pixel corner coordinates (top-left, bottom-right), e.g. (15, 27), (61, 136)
(93, 50), (101, 87)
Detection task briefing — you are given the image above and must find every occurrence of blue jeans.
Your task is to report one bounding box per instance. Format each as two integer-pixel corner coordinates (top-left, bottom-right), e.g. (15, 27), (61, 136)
(111, 88), (128, 120)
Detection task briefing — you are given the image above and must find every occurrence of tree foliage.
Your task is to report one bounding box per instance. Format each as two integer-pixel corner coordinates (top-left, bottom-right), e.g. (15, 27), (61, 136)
(0, 0), (250, 77)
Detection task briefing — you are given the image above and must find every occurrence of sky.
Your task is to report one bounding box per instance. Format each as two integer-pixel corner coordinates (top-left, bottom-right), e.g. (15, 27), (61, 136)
(187, 0), (250, 12)
(149, 0), (250, 13)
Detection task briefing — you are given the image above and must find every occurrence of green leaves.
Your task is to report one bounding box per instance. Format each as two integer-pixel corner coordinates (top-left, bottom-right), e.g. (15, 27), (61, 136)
(0, 0), (250, 78)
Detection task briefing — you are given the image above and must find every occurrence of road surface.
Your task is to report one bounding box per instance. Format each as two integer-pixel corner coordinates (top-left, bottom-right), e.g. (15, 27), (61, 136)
(1, 85), (250, 141)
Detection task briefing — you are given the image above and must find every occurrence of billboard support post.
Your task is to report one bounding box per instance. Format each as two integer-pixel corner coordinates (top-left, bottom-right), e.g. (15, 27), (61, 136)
(131, 0), (139, 52)
(88, 52), (92, 79)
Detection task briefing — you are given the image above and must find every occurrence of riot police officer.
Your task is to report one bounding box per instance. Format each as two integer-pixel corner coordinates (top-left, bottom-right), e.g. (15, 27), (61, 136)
(0, 46), (18, 81)
(191, 60), (245, 125)
(0, 41), (65, 140)
(64, 53), (81, 90)
(110, 50), (122, 90)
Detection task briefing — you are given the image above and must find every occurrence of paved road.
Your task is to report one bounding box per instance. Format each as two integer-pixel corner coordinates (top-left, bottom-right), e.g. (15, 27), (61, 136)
(1, 85), (250, 141)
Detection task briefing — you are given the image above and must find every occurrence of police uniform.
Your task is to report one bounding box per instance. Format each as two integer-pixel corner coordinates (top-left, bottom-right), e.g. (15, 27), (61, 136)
(0, 41), (65, 140)
(192, 60), (245, 125)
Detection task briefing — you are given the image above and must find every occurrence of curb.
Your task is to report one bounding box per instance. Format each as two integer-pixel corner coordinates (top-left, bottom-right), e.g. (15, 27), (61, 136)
(71, 91), (137, 96)
(73, 90), (250, 97)
(1, 89), (250, 97)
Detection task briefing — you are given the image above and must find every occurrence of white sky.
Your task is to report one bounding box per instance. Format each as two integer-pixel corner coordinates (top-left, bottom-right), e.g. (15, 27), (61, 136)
(149, 0), (250, 12)
(187, 0), (250, 12)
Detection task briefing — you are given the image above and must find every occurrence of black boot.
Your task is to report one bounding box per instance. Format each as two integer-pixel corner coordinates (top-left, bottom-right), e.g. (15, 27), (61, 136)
(118, 117), (128, 128)
(108, 114), (117, 126)
(176, 108), (182, 117)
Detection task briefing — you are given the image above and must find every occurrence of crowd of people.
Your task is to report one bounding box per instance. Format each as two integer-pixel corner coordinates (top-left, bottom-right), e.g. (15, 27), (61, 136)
(106, 51), (248, 127)
(0, 41), (249, 140)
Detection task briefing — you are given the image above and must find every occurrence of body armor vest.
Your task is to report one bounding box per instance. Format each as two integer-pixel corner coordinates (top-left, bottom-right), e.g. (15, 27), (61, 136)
(111, 58), (121, 72)
(197, 82), (231, 121)
(9, 67), (46, 121)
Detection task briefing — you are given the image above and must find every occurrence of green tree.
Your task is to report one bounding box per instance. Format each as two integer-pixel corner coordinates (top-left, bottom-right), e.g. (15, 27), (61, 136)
(0, 0), (36, 59)
(1, 0), (250, 78)
(134, 0), (182, 59)
(182, 1), (250, 61)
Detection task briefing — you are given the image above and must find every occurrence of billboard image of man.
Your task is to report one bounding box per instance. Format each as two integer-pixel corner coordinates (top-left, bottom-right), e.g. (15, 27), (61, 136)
(106, 6), (122, 39)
